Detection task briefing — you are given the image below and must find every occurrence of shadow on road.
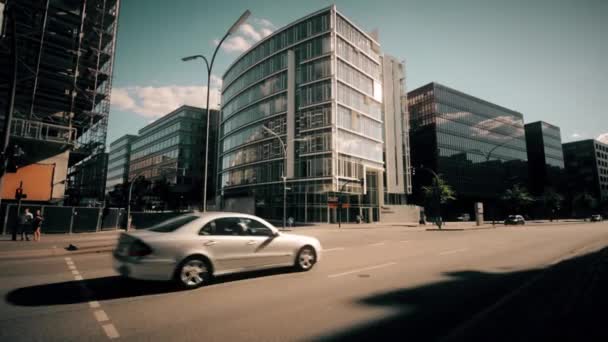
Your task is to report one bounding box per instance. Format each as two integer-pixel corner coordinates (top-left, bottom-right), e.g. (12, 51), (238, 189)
(5, 267), (296, 306)
(314, 247), (608, 342)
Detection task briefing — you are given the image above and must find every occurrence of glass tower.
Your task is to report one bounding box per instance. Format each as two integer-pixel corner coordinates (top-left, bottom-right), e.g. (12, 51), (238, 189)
(219, 6), (387, 223)
(408, 82), (528, 218)
(524, 121), (565, 195)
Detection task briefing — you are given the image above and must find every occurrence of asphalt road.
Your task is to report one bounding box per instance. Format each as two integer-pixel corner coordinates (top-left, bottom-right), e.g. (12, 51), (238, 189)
(1, 222), (607, 341)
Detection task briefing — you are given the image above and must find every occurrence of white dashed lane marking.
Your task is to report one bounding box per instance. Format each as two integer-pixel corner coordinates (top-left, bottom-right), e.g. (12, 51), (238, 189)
(328, 262), (397, 278)
(323, 247), (345, 252)
(369, 241), (386, 246)
(439, 248), (469, 255)
(102, 324), (120, 339)
(64, 257), (120, 339)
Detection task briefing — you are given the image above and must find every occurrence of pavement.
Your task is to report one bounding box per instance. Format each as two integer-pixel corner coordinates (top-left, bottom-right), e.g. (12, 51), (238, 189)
(0, 219), (590, 261)
(0, 221), (607, 341)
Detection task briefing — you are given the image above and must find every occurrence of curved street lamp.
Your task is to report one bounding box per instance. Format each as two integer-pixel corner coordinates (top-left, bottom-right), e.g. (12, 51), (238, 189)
(182, 9), (251, 212)
(261, 125), (308, 230)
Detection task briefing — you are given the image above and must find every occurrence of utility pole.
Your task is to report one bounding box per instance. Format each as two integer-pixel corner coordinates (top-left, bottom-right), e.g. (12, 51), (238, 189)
(0, 4), (18, 214)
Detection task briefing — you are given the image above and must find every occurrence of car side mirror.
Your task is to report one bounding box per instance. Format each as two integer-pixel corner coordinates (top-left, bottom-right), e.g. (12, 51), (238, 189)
(270, 231), (279, 238)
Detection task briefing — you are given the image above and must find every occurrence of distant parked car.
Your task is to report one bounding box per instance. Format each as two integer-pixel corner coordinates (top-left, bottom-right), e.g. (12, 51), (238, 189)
(113, 212), (322, 289)
(590, 214), (603, 222)
(457, 213), (471, 221)
(504, 215), (526, 225)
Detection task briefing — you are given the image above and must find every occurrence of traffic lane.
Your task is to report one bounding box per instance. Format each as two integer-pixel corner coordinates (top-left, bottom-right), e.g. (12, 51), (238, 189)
(4, 224), (602, 341)
(60, 230), (566, 341)
(0, 256), (110, 342)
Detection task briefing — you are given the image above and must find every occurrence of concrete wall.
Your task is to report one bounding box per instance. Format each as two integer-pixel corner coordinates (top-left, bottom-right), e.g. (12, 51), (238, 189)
(379, 204), (421, 223)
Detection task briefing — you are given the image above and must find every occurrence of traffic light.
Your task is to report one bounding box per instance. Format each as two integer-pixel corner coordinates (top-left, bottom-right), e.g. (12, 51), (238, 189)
(15, 188), (26, 200)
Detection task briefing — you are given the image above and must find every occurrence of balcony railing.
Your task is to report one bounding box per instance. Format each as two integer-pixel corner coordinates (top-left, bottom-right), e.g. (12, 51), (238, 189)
(10, 118), (77, 146)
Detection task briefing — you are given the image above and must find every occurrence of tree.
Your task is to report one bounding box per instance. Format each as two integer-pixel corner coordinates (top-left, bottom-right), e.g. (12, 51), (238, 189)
(572, 192), (598, 218)
(501, 184), (534, 214)
(422, 175), (456, 227)
(540, 188), (564, 221)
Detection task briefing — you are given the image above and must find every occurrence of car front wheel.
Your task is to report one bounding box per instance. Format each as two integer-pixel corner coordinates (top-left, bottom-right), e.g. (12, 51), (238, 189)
(295, 246), (316, 271)
(175, 257), (211, 289)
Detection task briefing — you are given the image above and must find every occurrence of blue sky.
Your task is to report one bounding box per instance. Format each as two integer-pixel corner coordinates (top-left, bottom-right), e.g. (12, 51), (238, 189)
(108, 0), (608, 145)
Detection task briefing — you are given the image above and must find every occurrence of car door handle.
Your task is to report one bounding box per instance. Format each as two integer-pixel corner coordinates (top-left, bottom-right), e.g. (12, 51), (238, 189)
(247, 240), (257, 245)
(204, 241), (217, 246)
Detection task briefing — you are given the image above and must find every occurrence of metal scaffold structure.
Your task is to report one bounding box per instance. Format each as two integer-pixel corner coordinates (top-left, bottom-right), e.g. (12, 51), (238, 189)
(0, 0), (120, 203)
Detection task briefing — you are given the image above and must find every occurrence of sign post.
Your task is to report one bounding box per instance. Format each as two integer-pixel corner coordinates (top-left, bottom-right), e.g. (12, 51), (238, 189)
(475, 202), (484, 226)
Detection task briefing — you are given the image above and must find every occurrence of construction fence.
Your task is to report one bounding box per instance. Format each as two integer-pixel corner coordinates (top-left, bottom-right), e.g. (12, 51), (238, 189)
(1, 204), (190, 235)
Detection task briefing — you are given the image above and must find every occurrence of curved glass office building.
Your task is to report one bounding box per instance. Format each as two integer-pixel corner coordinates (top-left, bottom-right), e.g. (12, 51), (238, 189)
(218, 6), (391, 223)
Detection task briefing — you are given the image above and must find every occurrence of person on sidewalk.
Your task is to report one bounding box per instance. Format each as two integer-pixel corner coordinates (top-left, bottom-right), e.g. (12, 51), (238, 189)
(19, 208), (34, 241)
(32, 210), (44, 242)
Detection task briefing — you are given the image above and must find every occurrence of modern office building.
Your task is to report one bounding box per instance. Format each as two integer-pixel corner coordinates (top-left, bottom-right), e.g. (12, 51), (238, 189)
(408, 82), (528, 219)
(218, 6), (412, 223)
(563, 139), (608, 202)
(128, 105), (219, 207)
(105, 134), (137, 193)
(524, 121), (565, 195)
(0, 0), (120, 205)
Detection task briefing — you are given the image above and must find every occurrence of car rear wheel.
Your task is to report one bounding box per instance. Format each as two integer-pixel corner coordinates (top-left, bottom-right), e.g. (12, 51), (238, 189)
(295, 246), (316, 271)
(175, 257), (211, 289)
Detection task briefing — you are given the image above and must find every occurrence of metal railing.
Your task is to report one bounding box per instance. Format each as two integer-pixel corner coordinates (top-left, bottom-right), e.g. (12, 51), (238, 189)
(1, 204), (191, 235)
(10, 118), (77, 145)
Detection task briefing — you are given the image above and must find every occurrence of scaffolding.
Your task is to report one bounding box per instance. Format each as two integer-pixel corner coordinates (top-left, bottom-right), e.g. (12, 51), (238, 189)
(0, 0), (120, 202)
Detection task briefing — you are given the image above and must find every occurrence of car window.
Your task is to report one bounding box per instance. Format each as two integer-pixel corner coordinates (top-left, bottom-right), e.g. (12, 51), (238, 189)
(200, 217), (245, 236)
(147, 215), (199, 233)
(239, 218), (273, 236)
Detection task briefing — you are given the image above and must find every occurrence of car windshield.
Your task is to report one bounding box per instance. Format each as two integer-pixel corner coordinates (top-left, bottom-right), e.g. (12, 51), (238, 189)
(147, 214), (199, 233)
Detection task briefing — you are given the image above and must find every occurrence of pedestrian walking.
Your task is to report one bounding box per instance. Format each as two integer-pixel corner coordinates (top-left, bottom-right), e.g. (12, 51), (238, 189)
(32, 210), (44, 242)
(19, 208), (34, 241)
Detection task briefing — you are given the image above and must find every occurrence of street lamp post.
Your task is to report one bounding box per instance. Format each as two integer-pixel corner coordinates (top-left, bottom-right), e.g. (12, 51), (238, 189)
(182, 10), (251, 213)
(467, 136), (520, 226)
(126, 167), (185, 230)
(337, 178), (363, 228)
(261, 126), (308, 230)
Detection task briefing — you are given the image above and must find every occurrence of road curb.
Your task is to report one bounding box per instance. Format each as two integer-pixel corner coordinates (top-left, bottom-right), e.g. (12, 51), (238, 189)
(0, 244), (115, 261)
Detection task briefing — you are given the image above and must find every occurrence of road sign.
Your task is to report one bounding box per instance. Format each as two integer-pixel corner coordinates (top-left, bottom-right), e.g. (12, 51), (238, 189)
(327, 196), (338, 202)
(328, 203), (338, 208)
(342, 203), (350, 208)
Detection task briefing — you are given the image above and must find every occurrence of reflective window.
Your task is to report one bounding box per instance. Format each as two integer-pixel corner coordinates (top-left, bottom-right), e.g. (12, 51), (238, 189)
(337, 130), (383, 162)
(337, 83), (381, 120)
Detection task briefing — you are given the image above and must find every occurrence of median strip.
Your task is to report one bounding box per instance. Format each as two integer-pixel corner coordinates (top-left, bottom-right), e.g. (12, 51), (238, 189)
(328, 262), (397, 278)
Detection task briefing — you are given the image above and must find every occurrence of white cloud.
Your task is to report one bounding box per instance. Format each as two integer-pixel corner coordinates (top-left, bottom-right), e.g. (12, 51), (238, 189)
(254, 18), (277, 29)
(571, 133), (581, 139)
(213, 16), (276, 54)
(260, 28), (274, 38)
(240, 23), (262, 41)
(111, 83), (221, 118)
(221, 36), (252, 53)
(598, 133), (608, 143)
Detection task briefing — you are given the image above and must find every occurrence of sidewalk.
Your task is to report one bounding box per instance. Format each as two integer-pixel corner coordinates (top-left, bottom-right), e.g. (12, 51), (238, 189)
(0, 230), (121, 261)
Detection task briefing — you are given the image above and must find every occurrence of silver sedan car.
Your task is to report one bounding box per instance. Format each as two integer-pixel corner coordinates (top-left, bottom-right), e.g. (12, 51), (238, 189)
(113, 212), (322, 289)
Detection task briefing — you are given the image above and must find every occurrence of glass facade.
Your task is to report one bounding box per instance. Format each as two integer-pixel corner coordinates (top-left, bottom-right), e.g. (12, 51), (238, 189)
(219, 7), (387, 223)
(408, 82), (528, 218)
(105, 135), (137, 193)
(564, 140), (608, 201)
(128, 106), (220, 203)
(525, 121), (565, 195)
